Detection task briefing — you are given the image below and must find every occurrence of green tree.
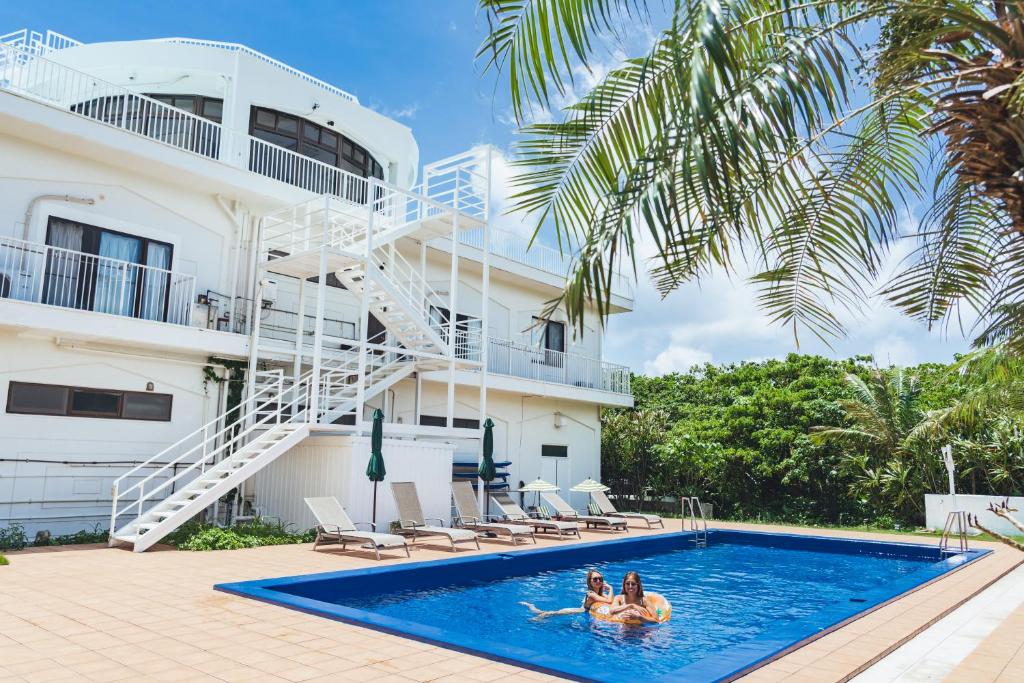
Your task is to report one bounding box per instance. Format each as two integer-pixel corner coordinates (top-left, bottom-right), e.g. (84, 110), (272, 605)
(601, 408), (667, 510)
(811, 369), (946, 522)
(479, 1), (1024, 350)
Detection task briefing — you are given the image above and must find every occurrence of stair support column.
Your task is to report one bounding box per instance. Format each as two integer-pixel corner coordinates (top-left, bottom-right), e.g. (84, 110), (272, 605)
(310, 197), (330, 422)
(355, 186), (376, 432)
(446, 209), (459, 429)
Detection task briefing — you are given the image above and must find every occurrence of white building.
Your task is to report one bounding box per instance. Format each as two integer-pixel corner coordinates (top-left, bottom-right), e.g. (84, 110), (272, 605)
(0, 29), (634, 550)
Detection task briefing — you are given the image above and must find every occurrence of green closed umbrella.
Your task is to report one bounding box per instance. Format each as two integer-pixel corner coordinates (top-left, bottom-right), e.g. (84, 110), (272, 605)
(366, 408), (386, 525)
(477, 418), (496, 513)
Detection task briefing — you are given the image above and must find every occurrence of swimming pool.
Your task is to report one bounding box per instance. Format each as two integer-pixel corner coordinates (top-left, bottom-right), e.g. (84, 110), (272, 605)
(216, 530), (987, 682)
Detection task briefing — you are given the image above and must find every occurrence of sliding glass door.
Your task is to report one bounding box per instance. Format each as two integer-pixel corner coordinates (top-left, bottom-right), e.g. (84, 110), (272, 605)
(43, 217), (175, 322)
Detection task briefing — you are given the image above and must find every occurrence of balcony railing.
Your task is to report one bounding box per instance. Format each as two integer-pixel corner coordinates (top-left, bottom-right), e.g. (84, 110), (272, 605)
(486, 337), (631, 395)
(453, 227), (635, 300)
(0, 236), (195, 326)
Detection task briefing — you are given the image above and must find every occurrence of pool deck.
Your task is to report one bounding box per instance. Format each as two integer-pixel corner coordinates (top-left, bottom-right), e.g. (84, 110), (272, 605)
(0, 520), (1020, 683)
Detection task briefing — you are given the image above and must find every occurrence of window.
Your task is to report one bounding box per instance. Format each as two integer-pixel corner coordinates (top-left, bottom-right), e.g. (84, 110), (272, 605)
(541, 445), (568, 458)
(44, 217), (176, 322)
(7, 382), (173, 421)
(532, 317), (566, 366)
(419, 415), (481, 430)
(249, 106), (385, 198)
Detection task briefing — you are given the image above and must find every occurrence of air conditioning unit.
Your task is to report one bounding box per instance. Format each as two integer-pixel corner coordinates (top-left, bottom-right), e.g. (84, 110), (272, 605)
(261, 279), (278, 309)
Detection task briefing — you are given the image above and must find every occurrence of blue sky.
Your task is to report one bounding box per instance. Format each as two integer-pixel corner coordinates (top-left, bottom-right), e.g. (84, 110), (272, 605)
(4, 2), (974, 372)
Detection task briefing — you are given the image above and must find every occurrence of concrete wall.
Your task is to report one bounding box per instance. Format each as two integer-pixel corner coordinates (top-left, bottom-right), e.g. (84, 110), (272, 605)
(925, 494), (1024, 537)
(388, 380), (602, 513)
(0, 330), (216, 536)
(252, 435), (455, 532)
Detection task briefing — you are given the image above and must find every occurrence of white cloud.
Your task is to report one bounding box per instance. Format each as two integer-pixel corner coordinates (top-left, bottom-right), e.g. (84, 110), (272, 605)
(872, 335), (918, 368)
(643, 344), (713, 375)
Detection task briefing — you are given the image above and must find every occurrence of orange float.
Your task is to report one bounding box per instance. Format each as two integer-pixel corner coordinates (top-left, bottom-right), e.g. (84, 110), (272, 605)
(589, 593), (672, 625)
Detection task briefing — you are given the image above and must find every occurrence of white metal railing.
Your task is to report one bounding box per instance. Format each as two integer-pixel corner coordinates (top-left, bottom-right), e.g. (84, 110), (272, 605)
(248, 136), (372, 199)
(0, 41), (223, 159)
(453, 226), (635, 300)
(373, 244), (450, 342)
(0, 236), (195, 326)
(108, 371), (313, 537)
(486, 336), (631, 395)
(150, 38), (358, 103)
(0, 29), (80, 61)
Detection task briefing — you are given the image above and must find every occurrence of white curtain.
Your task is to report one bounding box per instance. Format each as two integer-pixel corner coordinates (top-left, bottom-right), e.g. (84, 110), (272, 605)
(140, 243), (171, 321)
(44, 219), (85, 308)
(94, 232), (141, 316)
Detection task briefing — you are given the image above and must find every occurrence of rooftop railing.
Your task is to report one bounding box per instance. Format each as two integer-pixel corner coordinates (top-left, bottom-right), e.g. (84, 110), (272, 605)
(0, 236), (196, 326)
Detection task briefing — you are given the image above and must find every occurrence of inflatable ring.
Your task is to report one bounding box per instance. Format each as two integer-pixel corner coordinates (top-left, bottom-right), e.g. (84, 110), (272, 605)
(589, 593), (672, 624)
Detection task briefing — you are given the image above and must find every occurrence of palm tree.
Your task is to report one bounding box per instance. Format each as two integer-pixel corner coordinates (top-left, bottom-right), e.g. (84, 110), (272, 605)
(810, 369), (943, 521)
(478, 1), (1024, 349)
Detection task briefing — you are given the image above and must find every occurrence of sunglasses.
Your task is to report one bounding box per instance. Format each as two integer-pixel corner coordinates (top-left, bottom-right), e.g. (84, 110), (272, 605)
(590, 576), (604, 582)
(624, 581), (639, 586)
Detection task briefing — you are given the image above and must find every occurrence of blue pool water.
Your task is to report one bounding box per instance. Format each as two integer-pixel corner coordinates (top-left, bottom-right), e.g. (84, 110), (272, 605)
(217, 531), (986, 682)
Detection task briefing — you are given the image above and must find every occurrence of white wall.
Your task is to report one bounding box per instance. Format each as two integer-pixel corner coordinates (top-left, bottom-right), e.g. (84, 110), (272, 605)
(0, 330), (215, 536)
(0, 134), (238, 308)
(925, 494), (1024, 537)
(388, 380), (602, 513)
(252, 435), (455, 532)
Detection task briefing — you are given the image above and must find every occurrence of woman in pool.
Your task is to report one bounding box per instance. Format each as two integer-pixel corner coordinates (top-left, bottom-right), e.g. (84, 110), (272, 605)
(520, 569), (613, 620)
(608, 571), (661, 623)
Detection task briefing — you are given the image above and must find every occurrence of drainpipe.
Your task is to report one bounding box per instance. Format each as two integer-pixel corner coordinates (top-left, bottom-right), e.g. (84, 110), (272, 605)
(23, 194), (96, 241)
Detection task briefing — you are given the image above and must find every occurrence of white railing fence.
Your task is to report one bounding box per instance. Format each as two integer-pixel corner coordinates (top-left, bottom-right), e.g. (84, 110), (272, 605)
(0, 236), (195, 325)
(109, 371), (313, 536)
(0, 41), (222, 159)
(454, 226), (635, 300)
(150, 38), (358, 103)
(487, 337), (631, 395)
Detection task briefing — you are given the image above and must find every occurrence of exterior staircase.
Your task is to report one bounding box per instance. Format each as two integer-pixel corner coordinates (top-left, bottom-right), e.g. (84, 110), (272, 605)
(108, 157), (487, 552)
(109, 374), (313, 552)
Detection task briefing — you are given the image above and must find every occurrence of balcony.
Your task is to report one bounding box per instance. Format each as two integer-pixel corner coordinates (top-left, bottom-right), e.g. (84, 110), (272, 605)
(487, 337), (630, 395)
(0, 236), (196, 326)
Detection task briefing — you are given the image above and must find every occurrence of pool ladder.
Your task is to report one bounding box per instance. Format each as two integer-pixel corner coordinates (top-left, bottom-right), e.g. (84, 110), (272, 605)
(938, 510), (970, 554)
(681, 497), (708, 548)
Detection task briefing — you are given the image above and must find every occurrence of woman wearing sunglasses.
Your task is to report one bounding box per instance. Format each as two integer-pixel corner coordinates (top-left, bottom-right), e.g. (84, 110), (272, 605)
(607, 571), (665, 624)
(520, 569), (613, 620)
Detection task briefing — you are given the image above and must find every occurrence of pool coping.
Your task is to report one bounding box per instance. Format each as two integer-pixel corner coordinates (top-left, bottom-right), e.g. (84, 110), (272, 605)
(214, 529), (990, 683)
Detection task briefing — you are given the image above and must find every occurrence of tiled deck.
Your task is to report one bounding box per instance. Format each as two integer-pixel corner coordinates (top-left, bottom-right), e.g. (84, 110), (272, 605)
(0, 521), (1020, 682)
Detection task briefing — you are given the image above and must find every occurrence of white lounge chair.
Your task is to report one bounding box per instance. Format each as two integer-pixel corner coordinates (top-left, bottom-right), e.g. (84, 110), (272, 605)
(590, 490), (665, 529)
(490, 492), (580, 539)
(304, 496), (410, 560)
(391, 481), (480, 552)
(450, 481), (535, 545)
(542, 492), (629, 532)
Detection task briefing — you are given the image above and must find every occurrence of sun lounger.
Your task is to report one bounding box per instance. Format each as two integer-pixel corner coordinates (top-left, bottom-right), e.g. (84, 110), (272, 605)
(451, 481), (535, 545)
(490, 492), (580, 539)
(455, 482), (536, 544)
(590, 490), (665, 529)
(390, 481), (480, 552)
(541, 492), (629, 532)
(304, 497), (410, 560)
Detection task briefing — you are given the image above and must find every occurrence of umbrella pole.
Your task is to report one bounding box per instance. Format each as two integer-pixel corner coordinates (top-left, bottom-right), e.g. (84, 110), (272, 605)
(372, 482), (378, 526)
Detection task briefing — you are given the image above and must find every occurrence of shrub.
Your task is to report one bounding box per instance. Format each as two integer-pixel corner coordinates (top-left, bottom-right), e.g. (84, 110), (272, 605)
(169, 518), (314, 551)
(0, 523), (27, 551)
(0, 554), (8, 566)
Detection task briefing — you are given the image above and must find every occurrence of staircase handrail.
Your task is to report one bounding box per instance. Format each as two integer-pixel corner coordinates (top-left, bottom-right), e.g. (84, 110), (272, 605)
(109, 373), (310, 534)
(371, 245), (448, 337)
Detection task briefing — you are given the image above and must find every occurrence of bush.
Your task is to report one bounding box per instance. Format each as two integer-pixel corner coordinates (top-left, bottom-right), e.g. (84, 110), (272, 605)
(0, 523), (27, 551)
(169, 519), (315, 551)
(0, 554), (8, 566)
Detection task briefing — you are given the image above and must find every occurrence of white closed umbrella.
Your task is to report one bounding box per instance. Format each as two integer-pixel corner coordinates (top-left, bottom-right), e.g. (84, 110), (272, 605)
(570, 478), (610, 493)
